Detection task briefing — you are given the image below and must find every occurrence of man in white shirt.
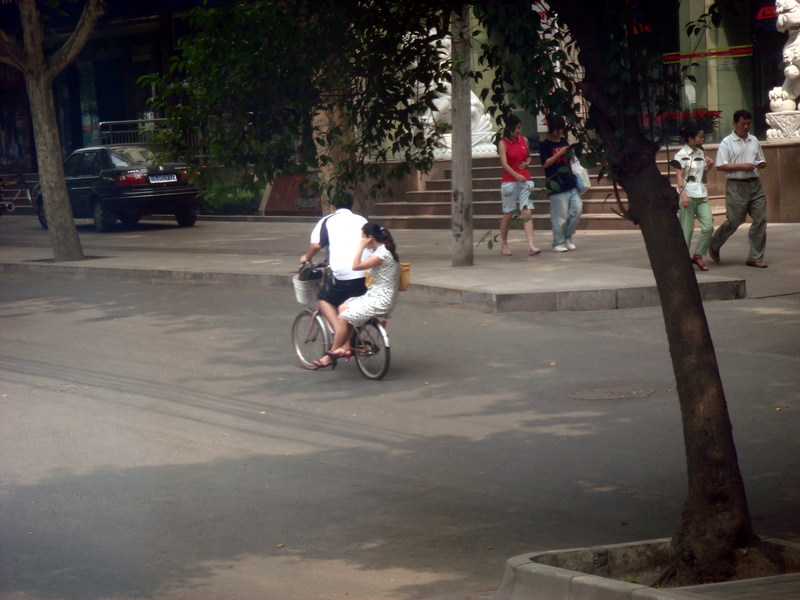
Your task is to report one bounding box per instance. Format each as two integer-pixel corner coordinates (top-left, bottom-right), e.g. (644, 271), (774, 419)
(710, 110), (769, 268)
(300, 191), (368, 327)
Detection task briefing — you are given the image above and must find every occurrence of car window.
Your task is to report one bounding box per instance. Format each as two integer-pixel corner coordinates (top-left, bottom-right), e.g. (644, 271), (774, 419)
(77, 151), (100, 176)
(64, 153), (82, 177)
(108, 146), (155, 167)
(95, 149), (111, 171)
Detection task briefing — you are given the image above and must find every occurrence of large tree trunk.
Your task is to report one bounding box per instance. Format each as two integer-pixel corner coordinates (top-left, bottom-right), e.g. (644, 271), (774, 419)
(548, 0), (762, 584)
(26, 73), (85, 261)
(450, 5), (473, 267)
(2, 0), (106, 261)
(612, 145), (756, 583)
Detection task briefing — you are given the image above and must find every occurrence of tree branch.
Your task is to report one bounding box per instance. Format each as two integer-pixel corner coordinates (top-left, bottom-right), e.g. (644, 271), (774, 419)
(0, 27), (27, 71)
(47, 0), (107, 78)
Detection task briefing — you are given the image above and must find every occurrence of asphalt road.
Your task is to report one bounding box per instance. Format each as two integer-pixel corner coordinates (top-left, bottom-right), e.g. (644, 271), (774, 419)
(1, 275), (798, 599)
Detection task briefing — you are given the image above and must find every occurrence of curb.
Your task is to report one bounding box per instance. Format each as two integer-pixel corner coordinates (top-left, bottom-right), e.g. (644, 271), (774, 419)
(1, 259), (747, 314)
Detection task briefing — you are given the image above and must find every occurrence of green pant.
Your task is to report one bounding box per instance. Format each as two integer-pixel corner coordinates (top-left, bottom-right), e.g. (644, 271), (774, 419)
(711, 179), (767, 262)
(678, 196), (713, 256)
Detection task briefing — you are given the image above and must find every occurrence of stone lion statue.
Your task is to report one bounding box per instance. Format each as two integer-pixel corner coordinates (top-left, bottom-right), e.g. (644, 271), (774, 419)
(769, 0), (800, 111)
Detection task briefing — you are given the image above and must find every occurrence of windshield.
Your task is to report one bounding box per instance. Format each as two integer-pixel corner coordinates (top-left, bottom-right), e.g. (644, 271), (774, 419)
(108, 146), (156, 167)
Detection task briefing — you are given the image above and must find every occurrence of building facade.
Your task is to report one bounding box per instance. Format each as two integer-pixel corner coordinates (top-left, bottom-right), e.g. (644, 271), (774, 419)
(0, 1), (791, 172)
(0, 0), (210, 172)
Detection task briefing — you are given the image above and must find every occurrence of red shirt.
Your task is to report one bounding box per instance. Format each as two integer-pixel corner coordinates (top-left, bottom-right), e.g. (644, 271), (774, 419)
(501, 136), (531, 182)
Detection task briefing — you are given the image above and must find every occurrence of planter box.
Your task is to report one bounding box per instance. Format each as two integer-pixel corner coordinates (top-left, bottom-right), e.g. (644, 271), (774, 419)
(498, 537), (800, 600)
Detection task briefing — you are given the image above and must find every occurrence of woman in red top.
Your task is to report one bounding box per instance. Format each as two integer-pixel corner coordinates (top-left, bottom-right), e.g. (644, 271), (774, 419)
(498, 115), (540, 256)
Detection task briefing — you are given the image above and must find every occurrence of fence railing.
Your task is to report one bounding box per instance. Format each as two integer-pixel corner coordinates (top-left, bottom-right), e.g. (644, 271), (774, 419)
(98, 120), (205, 156)
(98, 119), (167, 145)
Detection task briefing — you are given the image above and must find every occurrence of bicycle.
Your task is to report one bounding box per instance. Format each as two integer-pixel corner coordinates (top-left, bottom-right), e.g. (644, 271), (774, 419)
(290, 266), (391, 380)
(0, 173), (25, 217)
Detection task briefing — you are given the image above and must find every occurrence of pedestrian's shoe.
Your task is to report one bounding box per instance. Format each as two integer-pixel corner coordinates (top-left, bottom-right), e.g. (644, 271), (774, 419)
(691, 254), (709, 271)
(746, 259), (768, 268)
(566, 238), (577, 251)
(709, 245), (720, 263)
(553, 244), (568, 253)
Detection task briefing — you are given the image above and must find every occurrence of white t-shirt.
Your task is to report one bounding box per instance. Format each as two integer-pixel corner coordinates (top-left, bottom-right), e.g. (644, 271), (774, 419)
(674, 145), (708, 199)
(309, 208), (368, 281)
(715, 132), (765, 180)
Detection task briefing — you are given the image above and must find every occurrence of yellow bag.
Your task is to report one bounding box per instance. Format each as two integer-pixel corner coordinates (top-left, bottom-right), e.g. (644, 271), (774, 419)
(365, 262), (410, 291)
(398, 262), (410, 291)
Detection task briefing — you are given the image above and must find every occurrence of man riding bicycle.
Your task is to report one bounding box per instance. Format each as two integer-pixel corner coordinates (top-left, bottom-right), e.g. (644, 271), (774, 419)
(299, 190), (368, 330)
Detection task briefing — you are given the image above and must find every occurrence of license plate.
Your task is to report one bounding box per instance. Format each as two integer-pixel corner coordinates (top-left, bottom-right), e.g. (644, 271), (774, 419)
(149, 174), (177, 183)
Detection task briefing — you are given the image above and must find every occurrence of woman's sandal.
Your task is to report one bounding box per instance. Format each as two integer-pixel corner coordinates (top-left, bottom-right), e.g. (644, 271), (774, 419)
(312, 352), (338, 370)
(690, 255), (709, 271)
(528, 247), (541, 256)
(329, 348), (353, 363)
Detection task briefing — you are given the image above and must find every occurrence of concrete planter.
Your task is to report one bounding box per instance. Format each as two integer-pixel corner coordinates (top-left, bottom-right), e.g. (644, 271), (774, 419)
(498, 537), (800, 600)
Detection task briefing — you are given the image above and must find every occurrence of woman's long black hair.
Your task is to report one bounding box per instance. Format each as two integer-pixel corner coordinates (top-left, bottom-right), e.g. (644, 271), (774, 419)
(363, 222), (398, 262)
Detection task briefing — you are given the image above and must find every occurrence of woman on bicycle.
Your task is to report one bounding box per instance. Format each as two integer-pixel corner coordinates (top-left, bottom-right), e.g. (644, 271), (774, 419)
(313, 222), (400, 369)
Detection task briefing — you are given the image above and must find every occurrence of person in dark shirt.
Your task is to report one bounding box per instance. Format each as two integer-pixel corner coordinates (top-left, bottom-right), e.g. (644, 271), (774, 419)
(539, 115), (582, 252)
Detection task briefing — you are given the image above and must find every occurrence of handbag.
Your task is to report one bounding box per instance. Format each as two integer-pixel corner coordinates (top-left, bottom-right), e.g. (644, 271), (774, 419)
(297, 261), (326, 281)
(365, 262), (410, 291)
(571, 159), (592, 194)
(398, 262), (410, 291)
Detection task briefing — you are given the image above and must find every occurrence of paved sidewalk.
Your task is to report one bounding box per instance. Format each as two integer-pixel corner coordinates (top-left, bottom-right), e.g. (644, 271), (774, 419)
(1, 215), (798, 311)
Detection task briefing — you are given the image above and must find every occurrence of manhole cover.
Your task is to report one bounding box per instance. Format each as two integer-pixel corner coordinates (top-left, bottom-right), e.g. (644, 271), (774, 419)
(568, 386), (656, 401)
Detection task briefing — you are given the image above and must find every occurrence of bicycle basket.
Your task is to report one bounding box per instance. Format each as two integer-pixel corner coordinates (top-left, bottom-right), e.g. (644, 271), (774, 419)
(292, 274), (320, 306)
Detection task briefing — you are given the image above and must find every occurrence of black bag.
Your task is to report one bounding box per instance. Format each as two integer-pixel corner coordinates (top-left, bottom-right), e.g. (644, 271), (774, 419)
(298, 261), (326, 281)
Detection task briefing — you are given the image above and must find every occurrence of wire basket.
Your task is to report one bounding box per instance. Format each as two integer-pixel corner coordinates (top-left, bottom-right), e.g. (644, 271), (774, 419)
(292, 274), (320, 307)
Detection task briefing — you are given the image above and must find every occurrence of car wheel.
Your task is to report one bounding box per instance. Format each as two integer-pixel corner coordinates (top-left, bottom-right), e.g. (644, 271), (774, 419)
(175, 208), (197, 227)
(93, 199), (116, 232)
(35, 196), (48, 229)
(119, 213), (141, 227)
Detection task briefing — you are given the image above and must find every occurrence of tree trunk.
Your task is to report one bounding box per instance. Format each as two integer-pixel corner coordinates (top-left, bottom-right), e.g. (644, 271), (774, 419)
(450, 5), (473, 267)
(26, 73), (85, 261)
(616, 149), (755, 583)
(548, 0), (758, 584)
(3, 0), (106, 262)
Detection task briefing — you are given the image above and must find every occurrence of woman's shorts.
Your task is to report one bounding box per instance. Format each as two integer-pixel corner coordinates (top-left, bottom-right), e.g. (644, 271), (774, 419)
(501, 180), (535, 213)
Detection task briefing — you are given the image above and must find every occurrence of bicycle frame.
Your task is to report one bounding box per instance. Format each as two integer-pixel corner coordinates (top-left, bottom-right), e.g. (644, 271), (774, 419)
(294, 305), (391, 380)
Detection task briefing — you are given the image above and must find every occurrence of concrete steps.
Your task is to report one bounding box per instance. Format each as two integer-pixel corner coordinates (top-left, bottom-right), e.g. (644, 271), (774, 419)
(373, 152), (726, 230)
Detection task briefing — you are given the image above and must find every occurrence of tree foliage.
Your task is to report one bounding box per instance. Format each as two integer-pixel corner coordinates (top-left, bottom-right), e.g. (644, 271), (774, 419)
(144, 0), (466, 199)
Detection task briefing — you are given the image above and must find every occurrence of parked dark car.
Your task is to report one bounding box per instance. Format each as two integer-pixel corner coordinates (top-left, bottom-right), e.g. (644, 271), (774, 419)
(34, 144), (200, 231)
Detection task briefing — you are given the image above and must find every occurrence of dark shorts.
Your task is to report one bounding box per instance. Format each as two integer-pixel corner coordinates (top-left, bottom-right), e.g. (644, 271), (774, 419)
(318, 277), (367, 307)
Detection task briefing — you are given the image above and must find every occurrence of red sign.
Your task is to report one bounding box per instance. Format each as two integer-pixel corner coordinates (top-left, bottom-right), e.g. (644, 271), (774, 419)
(756, 5), (777, 19)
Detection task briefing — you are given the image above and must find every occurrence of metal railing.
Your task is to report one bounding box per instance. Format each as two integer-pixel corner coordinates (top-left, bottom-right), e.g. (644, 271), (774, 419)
(98, 119), (207, 161)
(98, 119), (168, 145)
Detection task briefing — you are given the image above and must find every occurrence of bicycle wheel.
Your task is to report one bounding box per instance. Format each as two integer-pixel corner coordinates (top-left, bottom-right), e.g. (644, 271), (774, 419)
(291, 310), (331, 369)
(354, 319), (390, 380)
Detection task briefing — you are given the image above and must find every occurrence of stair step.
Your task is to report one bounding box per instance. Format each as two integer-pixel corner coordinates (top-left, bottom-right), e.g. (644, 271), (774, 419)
(377, 147), (722, 230)
(374, 197), (645, 217)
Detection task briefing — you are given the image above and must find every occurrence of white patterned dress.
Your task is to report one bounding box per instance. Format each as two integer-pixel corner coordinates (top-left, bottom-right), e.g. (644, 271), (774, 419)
(342, 245), (399, 326)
